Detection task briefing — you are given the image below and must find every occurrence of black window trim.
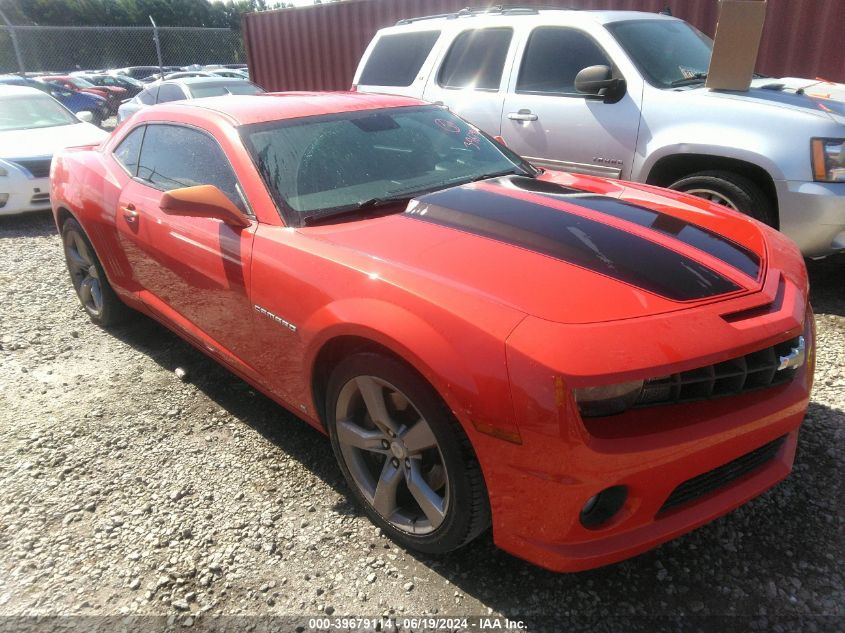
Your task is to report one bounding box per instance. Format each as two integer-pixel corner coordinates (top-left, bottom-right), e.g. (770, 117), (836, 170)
(121, 120), (254, 218)
(436, 27), (514, 93)
(514, 25), (623, 99)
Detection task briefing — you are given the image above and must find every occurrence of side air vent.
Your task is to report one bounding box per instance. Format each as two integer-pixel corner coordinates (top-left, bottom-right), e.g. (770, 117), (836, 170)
(722, 275), (785, 323)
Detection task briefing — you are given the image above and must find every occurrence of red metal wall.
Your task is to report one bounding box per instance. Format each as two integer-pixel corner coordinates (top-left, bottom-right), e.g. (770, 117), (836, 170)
(243, 0), (845, 92)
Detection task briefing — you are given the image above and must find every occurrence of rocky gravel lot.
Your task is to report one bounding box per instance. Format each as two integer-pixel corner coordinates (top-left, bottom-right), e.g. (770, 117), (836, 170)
(0, 212), (843, 632)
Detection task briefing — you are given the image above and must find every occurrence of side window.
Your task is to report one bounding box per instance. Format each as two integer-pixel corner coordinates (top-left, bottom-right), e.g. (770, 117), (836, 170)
(438, 28), (513, 91)
(157, 84), (185, 103)
(113, 126), (145, 175)
(137, 87), (156, 105)
(358, 31), (440, 87)
(136, 124), (244, 210)
(517, 27), (612, 95)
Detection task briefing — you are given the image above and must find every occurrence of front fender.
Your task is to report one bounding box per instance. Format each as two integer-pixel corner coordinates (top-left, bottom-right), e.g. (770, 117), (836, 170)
(301, 297), (523, 441)
(638, 140), (785, 184)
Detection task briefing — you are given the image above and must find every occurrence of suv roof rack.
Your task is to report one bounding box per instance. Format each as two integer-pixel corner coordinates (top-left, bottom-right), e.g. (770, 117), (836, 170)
(396, 5), (566, 26)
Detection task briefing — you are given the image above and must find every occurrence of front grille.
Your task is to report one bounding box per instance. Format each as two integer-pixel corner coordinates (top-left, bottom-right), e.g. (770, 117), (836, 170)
(29, 192), (50, 205)
(10, 157), (52, 178)
(635, 336), (803, 408)
(659, 435), (787, 514)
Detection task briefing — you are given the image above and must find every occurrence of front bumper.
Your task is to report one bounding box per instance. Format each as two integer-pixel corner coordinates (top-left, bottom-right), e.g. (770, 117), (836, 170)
(489, 388), (808, 572)
(482, 289), (813, 572)
(0, 173), (51, 216)
(776, 180), (845, 257)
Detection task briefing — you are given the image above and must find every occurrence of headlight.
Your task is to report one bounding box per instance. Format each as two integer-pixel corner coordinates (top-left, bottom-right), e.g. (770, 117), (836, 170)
(811, 138), (845, 182)
(573, 380), (643, 417)
(0, 160), (8, 177)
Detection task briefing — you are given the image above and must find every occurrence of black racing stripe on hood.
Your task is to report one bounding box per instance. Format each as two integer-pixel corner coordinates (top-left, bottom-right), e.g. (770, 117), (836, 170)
(407, 185), (742, 302)
(504, 176), (761, 279)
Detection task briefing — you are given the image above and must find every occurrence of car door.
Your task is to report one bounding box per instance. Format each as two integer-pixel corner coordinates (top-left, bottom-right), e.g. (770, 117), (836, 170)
(116, 122), (258, 370)
(422, 27), (517, 136)
(500, 25), (642, 180)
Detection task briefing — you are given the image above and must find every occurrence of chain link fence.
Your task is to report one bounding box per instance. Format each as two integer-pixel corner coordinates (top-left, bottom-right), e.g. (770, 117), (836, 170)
(0, 25), (245, 75)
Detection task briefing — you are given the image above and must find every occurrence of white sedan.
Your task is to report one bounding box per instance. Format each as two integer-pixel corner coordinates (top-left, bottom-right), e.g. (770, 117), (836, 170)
(0, 85), (108, 216)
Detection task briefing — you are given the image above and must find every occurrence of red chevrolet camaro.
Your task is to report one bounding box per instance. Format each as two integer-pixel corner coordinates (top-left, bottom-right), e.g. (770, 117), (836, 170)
(51, 93), (814, 572)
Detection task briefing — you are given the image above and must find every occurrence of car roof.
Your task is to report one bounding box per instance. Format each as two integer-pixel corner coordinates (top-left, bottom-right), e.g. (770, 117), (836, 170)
(0, 84), (46, 97)
(384, 8), (676, 31)
(163, 76), (246, 87)
(155, 91), (425, 126)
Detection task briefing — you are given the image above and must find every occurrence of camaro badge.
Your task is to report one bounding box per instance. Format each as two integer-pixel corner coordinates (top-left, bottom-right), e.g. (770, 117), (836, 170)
(777, 336), (805, 371)
(254, 305), (297, 333)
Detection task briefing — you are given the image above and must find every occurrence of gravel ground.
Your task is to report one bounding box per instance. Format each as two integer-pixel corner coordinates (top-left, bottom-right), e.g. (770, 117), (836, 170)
(0, 212), (843, 632)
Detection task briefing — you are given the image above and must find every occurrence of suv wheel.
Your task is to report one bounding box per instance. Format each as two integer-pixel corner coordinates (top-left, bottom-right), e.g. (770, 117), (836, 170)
(669, 170), (775, 226)
(325, 353), (490, 554)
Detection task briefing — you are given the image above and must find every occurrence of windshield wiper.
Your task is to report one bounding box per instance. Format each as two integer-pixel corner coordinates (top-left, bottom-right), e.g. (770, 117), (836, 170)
(670, 72), (708, 87)
(301, 168), (534, 227)
(467, 167), (530, 183)
(302, 194), (414, 227)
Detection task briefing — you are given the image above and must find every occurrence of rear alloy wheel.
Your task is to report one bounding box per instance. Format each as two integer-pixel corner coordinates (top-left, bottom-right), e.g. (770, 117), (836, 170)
(668, 170), (775, 226)
(326, 353), (490, 554)
(62, 218), (128, 327)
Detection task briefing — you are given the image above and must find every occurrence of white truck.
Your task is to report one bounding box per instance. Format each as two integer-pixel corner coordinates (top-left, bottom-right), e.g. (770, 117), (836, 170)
(353, 7), (845, 257)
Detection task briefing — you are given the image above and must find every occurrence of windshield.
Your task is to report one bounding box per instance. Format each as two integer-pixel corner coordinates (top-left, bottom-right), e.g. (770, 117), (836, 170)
(242, 105), (533, 225)
(187, 82), (262, 99)
(71, 77), (95, 88)
(0, 94), (77, 131)
(607, 19), (713, 88)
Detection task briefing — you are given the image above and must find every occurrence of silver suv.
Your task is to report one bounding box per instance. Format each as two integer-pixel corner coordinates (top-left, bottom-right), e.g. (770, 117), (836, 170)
(354, 7), (845, 257)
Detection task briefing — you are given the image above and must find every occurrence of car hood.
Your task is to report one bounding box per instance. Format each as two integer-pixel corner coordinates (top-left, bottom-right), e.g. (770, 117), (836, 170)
(305, 174), (771, 324)
(694, 77), (845, 125)
(0, 122), (108, 160)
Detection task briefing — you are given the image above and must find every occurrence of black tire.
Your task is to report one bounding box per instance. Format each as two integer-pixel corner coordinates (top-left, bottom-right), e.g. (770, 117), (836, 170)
(61, 218), (130, 327)
(325, 352), (490, 554)
(668, 170), (775, 226)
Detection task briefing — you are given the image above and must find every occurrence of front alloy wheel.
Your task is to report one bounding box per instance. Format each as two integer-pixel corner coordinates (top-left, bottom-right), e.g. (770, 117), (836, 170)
(335, 375), (448, 534)
(326, 353), (490, 554)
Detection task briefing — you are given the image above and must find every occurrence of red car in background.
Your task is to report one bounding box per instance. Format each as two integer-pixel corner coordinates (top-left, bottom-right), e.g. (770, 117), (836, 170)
(40, 75), (126, 114)
(50, 93), (814, 572)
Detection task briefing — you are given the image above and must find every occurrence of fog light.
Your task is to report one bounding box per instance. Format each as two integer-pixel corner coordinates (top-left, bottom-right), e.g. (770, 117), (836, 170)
(0, 193), (8, 208)
(580, 486), (627, 529)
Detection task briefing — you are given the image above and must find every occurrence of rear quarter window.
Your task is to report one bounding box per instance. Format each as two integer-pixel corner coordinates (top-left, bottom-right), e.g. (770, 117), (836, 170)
(359, 31), (440, 87)
(113, 126), (145, 175)
(137, 88), (157, 105)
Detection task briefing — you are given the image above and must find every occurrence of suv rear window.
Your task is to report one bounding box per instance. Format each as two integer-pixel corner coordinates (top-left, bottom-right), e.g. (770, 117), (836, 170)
(438, 28), (512, 91)
(359, 31), (440, 87)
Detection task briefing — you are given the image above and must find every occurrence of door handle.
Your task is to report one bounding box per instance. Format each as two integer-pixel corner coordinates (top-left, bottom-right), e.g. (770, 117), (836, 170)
(507, 110), (538, 122)
(121, 203), (138, 222)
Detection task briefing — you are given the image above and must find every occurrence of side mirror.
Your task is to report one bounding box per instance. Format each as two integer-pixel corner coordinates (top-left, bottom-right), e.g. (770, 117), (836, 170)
(75, 111), (94, 123)
(159, 185), (251, 228)
(575, 65), (626, 102)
